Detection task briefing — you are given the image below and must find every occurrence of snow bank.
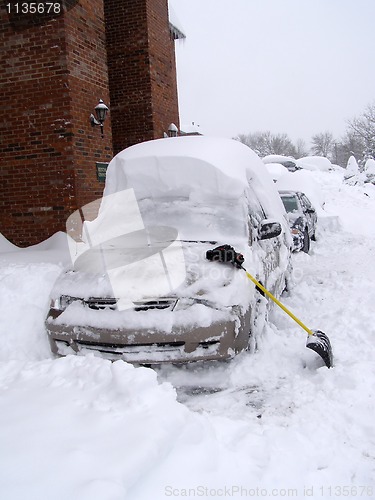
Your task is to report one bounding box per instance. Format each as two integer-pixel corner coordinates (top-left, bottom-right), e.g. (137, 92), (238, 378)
(0, 231), (71, 266)
(0, 356), (192, 500)
(0, 234), (68, 361)
(365, 158), (375, 175)
(1, 162), (375, 500)
(0, 233), (18, 252)
(0, 263), (62, 361)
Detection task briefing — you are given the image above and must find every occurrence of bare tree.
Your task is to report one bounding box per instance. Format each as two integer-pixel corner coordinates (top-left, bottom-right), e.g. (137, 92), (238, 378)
(310, 131), (334, 159)
(333, 131), (365, 167)
(347, 102), (375, 161)
(236, 131), (297, 157)
(236, 132), (267, 156)
(294, 138), (308, 159)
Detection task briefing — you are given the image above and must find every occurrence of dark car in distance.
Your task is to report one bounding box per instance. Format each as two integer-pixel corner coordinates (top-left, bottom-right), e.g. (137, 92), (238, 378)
(279, 190), (317, 253)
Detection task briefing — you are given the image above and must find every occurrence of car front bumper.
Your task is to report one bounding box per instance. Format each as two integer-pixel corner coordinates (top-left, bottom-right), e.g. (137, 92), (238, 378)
(46, 307), (252, 364)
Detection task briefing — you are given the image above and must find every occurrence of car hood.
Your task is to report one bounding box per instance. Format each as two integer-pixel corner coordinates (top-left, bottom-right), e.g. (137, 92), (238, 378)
(50, 236), (254, 312)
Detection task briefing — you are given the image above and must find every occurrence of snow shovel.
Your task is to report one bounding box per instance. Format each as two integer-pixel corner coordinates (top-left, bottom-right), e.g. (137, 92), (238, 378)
(206, 245), (333, 368)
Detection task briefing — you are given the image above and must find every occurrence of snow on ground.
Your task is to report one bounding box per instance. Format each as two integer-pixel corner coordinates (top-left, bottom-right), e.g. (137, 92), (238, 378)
(0, 170), (375, 499)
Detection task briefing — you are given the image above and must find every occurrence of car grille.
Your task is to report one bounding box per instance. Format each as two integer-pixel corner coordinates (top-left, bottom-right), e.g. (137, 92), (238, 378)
(82, 297), (177, 311)
(133, 299), (177, 311)
(84, 298), (118, 310)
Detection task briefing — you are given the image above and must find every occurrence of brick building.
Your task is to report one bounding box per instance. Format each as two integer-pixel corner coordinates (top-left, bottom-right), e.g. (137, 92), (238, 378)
(0, 0), (184, 246)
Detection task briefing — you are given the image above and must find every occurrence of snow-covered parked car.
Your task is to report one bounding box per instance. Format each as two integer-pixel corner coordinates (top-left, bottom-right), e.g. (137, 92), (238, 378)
(262, 155), (301, 172)
(264, 162), (289, 182)
(296, 156), (332, 172)
(46, 137), (292, 364)
(279, 190), (317, 253)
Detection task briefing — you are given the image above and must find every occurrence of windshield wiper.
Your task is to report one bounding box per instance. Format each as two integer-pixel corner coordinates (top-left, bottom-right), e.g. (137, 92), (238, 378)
(166, 239), (218, 244)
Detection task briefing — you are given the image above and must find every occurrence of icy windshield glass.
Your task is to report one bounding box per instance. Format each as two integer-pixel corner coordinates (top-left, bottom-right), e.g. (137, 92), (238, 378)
(281, 195), (299, 213)
(138, 197), (248, 242)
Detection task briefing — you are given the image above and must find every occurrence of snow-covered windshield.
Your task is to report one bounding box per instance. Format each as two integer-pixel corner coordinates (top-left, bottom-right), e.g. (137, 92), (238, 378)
(280, 195), (299, 213)
(138, 197), (248, 242)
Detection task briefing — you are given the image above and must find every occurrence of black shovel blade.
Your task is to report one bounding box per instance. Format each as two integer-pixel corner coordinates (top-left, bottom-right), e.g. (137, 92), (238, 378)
(306, 330), (333, 368)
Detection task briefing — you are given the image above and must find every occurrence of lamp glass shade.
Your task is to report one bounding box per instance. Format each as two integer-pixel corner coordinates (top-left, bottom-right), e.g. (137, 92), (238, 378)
(95, 99), (109, 124)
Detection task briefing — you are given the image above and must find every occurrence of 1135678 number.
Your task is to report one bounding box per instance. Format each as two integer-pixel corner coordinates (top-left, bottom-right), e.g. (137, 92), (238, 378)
(6, 3), (62, 15)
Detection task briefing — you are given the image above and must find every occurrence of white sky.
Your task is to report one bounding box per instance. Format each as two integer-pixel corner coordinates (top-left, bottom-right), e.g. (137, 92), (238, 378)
(171, 0), (375, 147)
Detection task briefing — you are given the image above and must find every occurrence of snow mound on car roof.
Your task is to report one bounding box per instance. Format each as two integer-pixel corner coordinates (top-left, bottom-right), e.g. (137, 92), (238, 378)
(262, 154), (296, 164)
(264, 162), (289, 182)
(276, 169), (325, 211)
(104, 136), (286, 221)
(297, 156), (332, 172)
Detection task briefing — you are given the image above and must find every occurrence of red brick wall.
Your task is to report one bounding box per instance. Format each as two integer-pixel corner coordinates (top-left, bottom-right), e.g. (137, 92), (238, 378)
(147, 0), (180, 139)
(0, 0), (180, 246)
(64, 0), (112, 208)
(104, 0), (180, 155)
(0, 1), (112, 246)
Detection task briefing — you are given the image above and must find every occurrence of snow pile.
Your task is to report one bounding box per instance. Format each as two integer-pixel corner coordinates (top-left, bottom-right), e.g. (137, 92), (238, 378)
(0, 263), (63, 362)
(0, 357), (193, 500)
(0, 233), (18, 252)
(343, 155), (367, 186)
(1, 165), (375, 499)
(346, 155), (359, 176)
(365, 158), (375, 175)
(0, 231), (71, 266)
(364, 158), (375, 183)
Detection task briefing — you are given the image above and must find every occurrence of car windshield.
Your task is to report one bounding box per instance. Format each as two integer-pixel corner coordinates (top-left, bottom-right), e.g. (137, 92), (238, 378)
(281, 195), (299, 213)
(138, 196), (248, 242)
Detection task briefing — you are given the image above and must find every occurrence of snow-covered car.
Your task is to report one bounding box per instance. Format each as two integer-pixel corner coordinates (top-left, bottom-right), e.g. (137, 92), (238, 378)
(278, 190), (317, 253)
(262, 155), (301, 172)
(296, 156), (332, 172)
(264, 162), (289, 182)
(46, 137), (292, 364)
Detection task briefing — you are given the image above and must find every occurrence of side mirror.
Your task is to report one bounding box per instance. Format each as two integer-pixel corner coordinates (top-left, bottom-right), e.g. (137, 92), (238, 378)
(258, 219), (282, 240)
(305, 207), (315, 214)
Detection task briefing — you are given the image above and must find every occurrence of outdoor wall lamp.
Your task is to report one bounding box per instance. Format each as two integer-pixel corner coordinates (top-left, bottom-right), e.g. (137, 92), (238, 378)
(168, 123), (178, 137)
(90, 99), (109, 138)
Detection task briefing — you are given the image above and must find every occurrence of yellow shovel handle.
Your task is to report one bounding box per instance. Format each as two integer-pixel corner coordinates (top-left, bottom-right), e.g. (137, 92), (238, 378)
(245, 271), (314, 336)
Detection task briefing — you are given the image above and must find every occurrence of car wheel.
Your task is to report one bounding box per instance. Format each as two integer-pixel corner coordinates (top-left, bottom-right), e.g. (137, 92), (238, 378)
(302, 228), (310, 253)
(311, 232), (316, 241)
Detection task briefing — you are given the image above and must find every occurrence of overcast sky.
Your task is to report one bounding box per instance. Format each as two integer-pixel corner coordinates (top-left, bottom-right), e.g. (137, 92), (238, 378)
(170, 0), (375, 147)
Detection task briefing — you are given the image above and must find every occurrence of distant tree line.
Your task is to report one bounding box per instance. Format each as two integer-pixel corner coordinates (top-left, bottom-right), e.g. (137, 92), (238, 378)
(235, 101), (375, 168)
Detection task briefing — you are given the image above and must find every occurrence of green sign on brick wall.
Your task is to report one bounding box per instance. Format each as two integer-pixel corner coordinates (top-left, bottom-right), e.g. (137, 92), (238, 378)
(96, 162), (109, 182)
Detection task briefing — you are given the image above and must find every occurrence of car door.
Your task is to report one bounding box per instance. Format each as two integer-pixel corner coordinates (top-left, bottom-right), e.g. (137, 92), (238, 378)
(298, 193), (317, 236)
(247, 188), (281, 294)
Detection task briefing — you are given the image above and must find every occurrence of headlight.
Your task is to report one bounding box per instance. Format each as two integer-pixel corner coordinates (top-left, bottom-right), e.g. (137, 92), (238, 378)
(174, 297), (230, 312)
(173, 298), (196, 311)
(49, 295), (74, 311)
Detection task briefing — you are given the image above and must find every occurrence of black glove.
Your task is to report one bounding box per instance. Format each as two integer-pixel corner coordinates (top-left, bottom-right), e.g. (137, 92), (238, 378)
(206, 245), (244, 269)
